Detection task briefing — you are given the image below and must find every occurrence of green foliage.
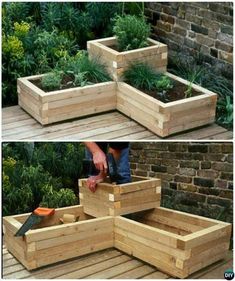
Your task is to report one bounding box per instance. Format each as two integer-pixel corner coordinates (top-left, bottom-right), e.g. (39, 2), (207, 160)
(113, 15), (150, 51)
(40, 52), (110, 91)
(40, 187), (78, 208)
(86, 3), (121, 37)
(2, 2), (118, 106)
(168, 55), (233, 129)
(41, 71), (62, 91)
(2, 142), (84, 216)
(123, 63), (158, 91)
(217, 96), (233, 127)
(123, 63), (174, 102)
(154, 76), (173, 92)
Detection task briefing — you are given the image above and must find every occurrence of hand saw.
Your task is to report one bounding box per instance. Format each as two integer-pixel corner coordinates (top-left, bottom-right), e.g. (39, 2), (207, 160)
(15, 207), (55, 237)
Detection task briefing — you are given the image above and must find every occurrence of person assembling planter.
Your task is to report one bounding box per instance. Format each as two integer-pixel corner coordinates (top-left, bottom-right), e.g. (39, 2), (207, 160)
(84, 142), (131, 192)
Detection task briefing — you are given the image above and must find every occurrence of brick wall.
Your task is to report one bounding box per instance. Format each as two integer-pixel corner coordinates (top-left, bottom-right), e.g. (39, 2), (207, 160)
(145, 2), (233, 80)
(130, 142), (233, 223)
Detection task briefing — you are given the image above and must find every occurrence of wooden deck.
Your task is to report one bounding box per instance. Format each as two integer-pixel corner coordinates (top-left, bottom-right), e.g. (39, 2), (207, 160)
(2, 106), (233, 140)
(2, 245), (233, 279)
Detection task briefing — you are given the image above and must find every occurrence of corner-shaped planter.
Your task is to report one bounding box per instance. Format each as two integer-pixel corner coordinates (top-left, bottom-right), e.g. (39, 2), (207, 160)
(87, 37), (167, 81)
(4, 205), (231, 277)
(115, 207), (231, 278)
(117, 72), (218, 137)
(79, 176), (161, 217)
(17, 75), (117, 125)
(3, 205), (114, 270)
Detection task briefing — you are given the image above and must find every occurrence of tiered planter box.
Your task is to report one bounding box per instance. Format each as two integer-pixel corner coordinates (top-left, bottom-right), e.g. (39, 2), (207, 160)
(17, 75), (116, 125)
(79, 176), (161, 217)
(117, 72), (218, 137)
(3, 205), (114, 270)
(114, 207), (232, 278)
(87, 37), (167, 81)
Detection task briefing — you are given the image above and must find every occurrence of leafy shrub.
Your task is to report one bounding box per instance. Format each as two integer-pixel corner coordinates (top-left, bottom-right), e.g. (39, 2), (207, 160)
(41, 71), (62, 91)
(113, 15), (150, 51)
(40, 187), (78, 208)
(2, 142), (84, 216)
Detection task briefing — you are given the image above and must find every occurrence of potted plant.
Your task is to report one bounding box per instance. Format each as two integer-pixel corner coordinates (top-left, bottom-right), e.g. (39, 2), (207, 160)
(87, 15), (167, 81)
(17, 52), (117, 125)
(117, 63), (217, 137)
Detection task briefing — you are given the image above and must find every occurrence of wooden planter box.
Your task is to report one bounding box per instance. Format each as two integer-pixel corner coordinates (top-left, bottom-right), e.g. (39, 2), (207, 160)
(79, 176), (161, 217)
(17, 75), (116, 125)
(117, 72), (218, 137)
(114, 207), (232, 278)
(3, 205), (114, 270)
(87, 37), (167, 81)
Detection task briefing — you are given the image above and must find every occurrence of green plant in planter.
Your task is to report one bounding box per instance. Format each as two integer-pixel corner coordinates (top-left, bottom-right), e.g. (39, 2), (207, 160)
(123, 63), (157, 90)
(41, 71), (62, 91)
(113, 15), (150, 51)
(154, 75), (174, 102)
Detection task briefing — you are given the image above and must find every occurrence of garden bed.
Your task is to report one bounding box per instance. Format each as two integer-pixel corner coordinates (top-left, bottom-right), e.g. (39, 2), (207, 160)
(17, 75), (116, 125)
(87, 37), (167, 81)
(79, 176), (161, 217)
(117, 72), (217, 137)
(115, 207), (232, 278)
(3, 205), (114, 270)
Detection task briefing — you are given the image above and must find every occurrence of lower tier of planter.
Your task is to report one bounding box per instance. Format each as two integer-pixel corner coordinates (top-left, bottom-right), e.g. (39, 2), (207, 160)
(3, 205), (113, 270)
(117, 73), (217, 137)
(17, 75), (117, 125)
(114, 207), (231, 278)
(3, 206), (231, 278)
(18, 72), (217, 136)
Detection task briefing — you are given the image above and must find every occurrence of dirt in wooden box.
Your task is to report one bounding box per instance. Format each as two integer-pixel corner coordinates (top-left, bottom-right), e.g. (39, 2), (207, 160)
(138, 81), (201, 103)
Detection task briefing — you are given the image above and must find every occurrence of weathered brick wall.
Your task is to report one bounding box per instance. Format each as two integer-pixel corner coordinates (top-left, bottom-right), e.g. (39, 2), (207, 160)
(145, 2), (233, 80)
(130, 142), (233, 223)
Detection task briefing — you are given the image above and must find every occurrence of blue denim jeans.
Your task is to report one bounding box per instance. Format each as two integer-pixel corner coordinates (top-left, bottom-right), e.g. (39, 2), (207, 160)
(85, 147), (131, 184)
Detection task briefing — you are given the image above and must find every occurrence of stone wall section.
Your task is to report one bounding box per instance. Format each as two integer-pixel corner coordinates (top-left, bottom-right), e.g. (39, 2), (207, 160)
(130, 142), (233, 222)
(145, 2), (233, 80)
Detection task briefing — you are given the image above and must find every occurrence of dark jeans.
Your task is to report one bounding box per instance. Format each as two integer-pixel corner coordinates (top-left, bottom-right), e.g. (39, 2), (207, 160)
(85, 147), (131, 184)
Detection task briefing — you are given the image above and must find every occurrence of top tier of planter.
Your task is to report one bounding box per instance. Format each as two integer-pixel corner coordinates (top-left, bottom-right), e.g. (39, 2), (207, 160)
(87, 37), (168, 81)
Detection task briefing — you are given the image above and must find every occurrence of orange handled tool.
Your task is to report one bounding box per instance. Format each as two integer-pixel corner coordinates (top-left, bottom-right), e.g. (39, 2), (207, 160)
(15, 207), (55, 237)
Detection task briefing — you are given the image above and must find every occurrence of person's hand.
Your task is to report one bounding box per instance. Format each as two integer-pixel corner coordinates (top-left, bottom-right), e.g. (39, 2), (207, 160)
(93, 150), (108, 173)
(86, 172), (107, 192)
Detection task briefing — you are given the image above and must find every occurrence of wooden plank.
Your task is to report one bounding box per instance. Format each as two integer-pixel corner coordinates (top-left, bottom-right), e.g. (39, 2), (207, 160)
(57, 254), (132, 279)
(154, 207), (224, 227)
(43, 81), (116, 102)
(4, 269), (31, 279)
(114, 217), (182, 248)
(36, 233), (113, 268)
(143, 271), (170, 279)
(113, 264), (156, 279)
(179, 224), (231, 250)
(86, 259), (143, 278)
(30, 249), (122, 279)
(118, 178), (161, 194)
(26, 216), (113, 242)
(115, 226), (190, 260)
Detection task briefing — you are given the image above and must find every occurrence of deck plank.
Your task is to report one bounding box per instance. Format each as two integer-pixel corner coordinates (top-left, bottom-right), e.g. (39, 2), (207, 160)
(2, 106), (232, 140)
(2, 245), (232, 279)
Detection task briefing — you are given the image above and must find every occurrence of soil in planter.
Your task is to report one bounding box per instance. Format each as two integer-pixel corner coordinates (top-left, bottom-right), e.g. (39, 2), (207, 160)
(30, 75), (96, 92)
(139, 80), (201, 103)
